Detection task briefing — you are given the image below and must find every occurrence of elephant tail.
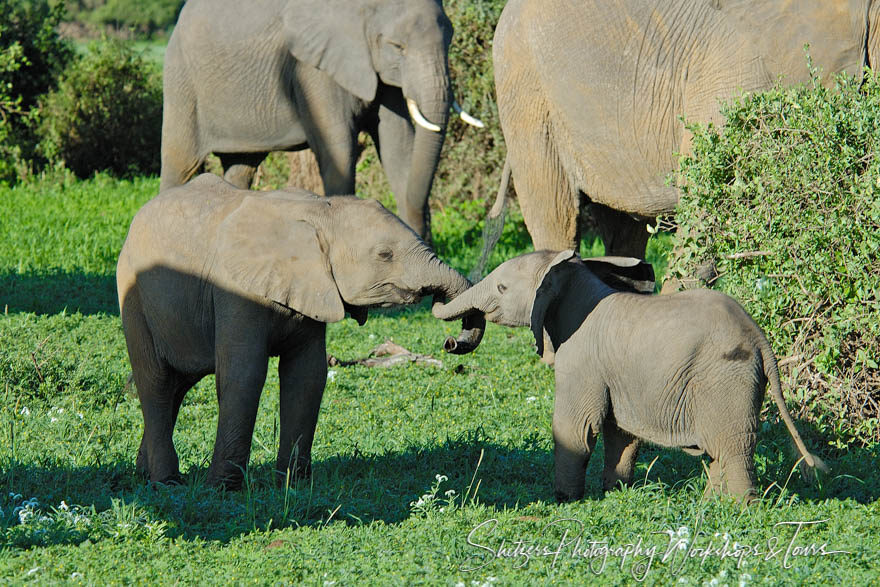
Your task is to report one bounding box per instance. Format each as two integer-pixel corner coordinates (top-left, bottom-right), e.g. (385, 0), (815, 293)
(468, 158), (512, 282)
(760, 339), (830, 481)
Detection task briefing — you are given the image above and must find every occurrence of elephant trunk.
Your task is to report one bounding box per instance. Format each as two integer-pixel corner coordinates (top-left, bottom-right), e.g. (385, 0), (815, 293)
(401, 57), (451, 243)
(431, 279), (489, 322)
(422, 255), (485, 355)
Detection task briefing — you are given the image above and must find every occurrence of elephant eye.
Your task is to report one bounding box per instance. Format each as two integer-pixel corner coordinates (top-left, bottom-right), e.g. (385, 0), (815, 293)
(377, 248), (394, 262)
(497, 283), (507, 294)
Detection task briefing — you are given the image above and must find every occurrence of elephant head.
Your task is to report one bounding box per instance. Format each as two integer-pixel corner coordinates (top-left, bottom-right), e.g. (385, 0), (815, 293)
(285, 0), (470, 240)
(432, 251), (653, 353)
(211, 181), (484, 350)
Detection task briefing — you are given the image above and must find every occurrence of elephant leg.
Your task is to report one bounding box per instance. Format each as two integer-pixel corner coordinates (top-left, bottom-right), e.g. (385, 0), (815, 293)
(501, 97), (580, 251)
(159, 87), (204, 191)
(275, 326), (327, 486)
(601, 417), (640, 492)
(206, 306), (271, 489)
(589, 203), (653, 259)
(122, 290), (189, 484)
(294, 73), (359, 196)
(552, 377), (606, 501)
(218, 152), (269, 189)
(709, 428), (758, 502)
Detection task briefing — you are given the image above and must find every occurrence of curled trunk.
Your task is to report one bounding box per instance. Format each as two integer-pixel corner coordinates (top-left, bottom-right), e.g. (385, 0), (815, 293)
(423, 256), (485, 354)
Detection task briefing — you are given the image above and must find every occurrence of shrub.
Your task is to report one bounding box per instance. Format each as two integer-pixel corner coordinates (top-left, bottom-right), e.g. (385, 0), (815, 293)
(0, 0), (73, 183)
(38, 39), (163, 178)
(669, 65), (880, 445)
(432, 0), (508, 206)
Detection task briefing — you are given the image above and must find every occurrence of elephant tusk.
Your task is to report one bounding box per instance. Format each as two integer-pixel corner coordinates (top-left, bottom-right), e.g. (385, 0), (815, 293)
(453, 101), (485, 128)
(406, 98), (442, 132)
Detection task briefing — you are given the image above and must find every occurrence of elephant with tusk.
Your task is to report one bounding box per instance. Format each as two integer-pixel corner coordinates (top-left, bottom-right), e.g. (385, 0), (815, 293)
(160, 0), (482, 243)
(434, 250), (826, 502)
(117, 174), (485, 489)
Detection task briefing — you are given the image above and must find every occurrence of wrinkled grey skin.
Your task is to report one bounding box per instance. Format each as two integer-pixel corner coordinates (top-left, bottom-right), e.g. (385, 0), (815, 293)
(117, 174), (484, 489)
(161, 0), (454, 241)
(492, 0), (880, 257)
(434, 251), (826, 502)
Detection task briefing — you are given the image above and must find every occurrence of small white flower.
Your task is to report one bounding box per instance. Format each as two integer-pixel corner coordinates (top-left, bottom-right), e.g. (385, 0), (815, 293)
(26, 567), (40, 576)
(59, 501), (69, 511)
(50, 417), (58, 423)
(77, 412), (84, 420)
(327, 370), (337, 382)
(70, 572), (84, 579)
(444, 489), (456, 498)
(723, 533), (730, 542)
(20, 406), (30, 416)
(739, 573), (752, 586)
(677, 526), (689, 537)
(526, 396), (537, 402)
(369, 334), (376, 340)
(435, 474), (448, 483)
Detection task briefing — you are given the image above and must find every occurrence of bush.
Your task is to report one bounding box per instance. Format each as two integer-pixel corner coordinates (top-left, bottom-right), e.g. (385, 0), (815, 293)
(0, 0), (73, 183)
(38, 39), (163, 178)
(432, 0), (508, 206)
(669, 65), (880, 445)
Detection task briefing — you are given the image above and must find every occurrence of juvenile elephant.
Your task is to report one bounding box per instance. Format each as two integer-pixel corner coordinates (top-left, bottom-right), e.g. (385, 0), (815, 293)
(433, 250), (826, 501)
(161, 0), (482, 242)
(117, 174), (485, 489)
(492, 0), (880, 257)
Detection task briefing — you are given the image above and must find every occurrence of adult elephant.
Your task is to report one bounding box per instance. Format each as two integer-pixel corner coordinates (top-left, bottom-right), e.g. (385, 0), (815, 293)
(161, 0), (481, 242)
(491, 0), (880, 258)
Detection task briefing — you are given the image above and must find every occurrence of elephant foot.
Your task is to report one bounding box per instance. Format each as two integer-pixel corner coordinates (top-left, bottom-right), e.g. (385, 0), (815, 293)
(206, 461), (249, 491)
(554, 488), (582, 503)
(137, 448), (183, 486)
(148, 473), (184, 488)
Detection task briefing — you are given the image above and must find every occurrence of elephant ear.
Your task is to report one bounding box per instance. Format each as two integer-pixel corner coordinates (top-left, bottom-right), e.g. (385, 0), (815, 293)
(581, 256), (655, 294)
(283, 0), (378, 103)
(215, 195), (345, 323)
(530, 250), (578, 357)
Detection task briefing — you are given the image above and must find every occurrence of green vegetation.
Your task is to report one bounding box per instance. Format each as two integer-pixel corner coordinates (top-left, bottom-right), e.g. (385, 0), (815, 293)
(670, 65), (880, 445)
(0, 3), (877, 582)
(1, 174), (878, 582)
(38, 39), (162, 178)
(0, 0), (73, 182)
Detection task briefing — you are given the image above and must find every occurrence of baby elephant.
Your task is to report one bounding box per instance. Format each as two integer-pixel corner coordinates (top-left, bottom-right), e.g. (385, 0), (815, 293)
(433, 250), (826, 501)
(117, 174), (484, 489)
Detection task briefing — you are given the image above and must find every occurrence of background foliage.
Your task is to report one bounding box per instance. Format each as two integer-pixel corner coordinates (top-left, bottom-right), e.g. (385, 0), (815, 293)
(0, 0), (73, 182)
(38, 39), (163, 178)
(669, 66), (880, 445)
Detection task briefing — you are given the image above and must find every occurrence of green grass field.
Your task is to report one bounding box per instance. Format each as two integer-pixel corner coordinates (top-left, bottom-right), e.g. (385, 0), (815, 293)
(1, 175), (878, 583)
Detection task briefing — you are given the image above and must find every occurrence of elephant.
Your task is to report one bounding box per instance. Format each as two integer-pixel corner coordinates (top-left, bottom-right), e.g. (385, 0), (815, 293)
(116, 174), (485, 489)
(490, 0), (880, 258)
(160, 0), (482, 242)
(433, 250), (827, 501)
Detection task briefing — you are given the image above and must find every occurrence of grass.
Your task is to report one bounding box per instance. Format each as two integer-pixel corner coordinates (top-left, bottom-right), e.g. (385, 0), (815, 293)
(0, 174), (878, 583)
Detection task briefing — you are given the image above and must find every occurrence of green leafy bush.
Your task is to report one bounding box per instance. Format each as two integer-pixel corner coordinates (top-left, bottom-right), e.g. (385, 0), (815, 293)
(38, 39), (162, 178)
(669, 66), (880, 445)
(431, 0), (508, 206)
(0, 0), (73, 182)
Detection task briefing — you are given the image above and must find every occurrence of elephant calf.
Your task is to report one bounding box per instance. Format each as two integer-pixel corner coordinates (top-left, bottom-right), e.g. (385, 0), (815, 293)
(433, 250), (826, 501)
(117, 174), (484, 489)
